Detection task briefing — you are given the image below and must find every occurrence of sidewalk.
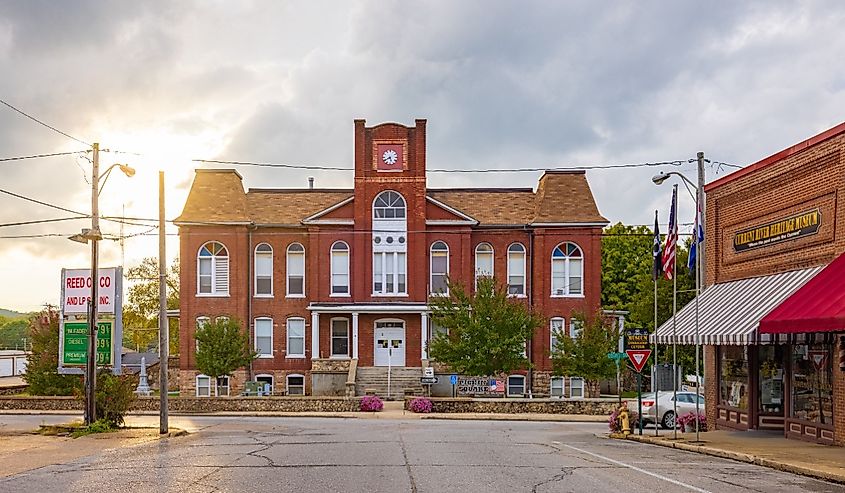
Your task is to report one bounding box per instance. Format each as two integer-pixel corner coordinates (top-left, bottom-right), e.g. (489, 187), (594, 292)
(619, 429), (845, 485)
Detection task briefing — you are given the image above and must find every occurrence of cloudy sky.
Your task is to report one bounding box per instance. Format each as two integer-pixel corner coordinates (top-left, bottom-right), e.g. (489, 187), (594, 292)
(0, 1), (844, 312)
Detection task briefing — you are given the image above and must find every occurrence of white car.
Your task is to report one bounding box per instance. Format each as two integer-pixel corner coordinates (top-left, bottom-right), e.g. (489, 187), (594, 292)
(624, 391), (705, 429)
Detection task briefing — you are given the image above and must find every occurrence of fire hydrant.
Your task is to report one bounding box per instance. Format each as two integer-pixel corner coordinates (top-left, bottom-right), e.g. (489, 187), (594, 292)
(619, 405), (631, 436)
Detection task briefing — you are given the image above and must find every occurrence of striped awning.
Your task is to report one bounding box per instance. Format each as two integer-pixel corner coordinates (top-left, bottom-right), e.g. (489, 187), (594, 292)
(653, 267), (822, 345)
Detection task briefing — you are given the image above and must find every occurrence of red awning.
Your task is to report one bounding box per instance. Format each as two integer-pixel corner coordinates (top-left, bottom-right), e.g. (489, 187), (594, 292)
(759, 252), (845, 334)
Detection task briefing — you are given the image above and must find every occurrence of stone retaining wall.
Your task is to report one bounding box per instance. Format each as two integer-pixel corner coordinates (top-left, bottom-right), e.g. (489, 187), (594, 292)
(404, 397), (617, 414)
(0, 396), (361, 413)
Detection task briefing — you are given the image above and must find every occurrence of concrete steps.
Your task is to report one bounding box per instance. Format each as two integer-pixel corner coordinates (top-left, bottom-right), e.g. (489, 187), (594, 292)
(355, 367), (424, 399)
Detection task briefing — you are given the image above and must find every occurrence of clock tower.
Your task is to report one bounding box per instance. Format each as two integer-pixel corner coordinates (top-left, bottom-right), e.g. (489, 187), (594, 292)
(351, 119), (428, 300)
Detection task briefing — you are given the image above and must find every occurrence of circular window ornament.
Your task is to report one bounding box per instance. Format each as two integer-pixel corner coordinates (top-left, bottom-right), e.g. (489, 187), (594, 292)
(374, 237), (381, 244)
(386, 236), (394, 244)
(398, 236), (406, 244)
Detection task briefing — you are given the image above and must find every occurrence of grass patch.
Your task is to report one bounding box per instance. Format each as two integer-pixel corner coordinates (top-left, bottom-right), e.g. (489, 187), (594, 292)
(39, 419), (117, 438)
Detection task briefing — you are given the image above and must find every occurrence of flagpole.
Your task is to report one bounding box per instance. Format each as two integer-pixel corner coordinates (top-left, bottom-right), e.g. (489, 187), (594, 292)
(653, 210), (660, 437)
(672, 184), (678, 440)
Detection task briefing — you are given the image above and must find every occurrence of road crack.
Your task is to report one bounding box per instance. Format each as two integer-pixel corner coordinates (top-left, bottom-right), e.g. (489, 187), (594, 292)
(532, 467), (575, 493)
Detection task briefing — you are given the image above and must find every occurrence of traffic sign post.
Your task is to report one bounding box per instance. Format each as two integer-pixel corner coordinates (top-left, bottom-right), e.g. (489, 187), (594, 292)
(449, 374), (458, 398)
(625, 328), (652, 435)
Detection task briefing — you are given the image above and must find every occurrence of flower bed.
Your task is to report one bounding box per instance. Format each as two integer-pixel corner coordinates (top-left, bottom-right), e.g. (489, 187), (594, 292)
(408, 397), (433, 413)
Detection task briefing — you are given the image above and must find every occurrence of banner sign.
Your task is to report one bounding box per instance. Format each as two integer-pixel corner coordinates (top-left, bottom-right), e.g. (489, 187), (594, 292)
(62, 268), (118, 314)
(456, 376), (505, 396)
(733, 209), (821, 253)
(62, 321), (114, 366)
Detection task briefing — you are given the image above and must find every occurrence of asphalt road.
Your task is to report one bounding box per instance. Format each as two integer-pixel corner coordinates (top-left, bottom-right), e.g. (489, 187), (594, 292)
(0, 415), (842, 493)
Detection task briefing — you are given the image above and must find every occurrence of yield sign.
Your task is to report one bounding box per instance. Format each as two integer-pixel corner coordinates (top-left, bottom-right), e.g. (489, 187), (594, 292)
(626, 349), (652, 373)
(808, 350), (828, 371)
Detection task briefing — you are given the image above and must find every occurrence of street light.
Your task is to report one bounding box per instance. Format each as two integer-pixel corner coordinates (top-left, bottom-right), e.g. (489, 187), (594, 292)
(67, 142), (134, 425)
(653, 152), (705, 442)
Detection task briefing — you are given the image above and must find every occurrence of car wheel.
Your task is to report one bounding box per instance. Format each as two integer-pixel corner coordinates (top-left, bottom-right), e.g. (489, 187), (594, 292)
(661, 411), (675, 429)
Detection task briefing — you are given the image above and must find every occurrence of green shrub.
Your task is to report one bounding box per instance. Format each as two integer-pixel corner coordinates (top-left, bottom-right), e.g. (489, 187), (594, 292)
(93, 371), (137, 427)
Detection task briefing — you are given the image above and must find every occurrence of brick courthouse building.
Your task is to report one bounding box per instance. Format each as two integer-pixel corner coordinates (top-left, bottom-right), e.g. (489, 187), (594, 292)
(175, 119), (608, 397)
(656, 122), (845, 446)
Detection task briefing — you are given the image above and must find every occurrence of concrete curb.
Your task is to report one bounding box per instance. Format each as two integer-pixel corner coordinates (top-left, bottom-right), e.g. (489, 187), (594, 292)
(618, 434), (845, 485)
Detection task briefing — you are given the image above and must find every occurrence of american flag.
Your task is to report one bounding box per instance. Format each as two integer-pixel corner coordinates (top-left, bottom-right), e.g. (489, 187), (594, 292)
(662, 187), (678, 280)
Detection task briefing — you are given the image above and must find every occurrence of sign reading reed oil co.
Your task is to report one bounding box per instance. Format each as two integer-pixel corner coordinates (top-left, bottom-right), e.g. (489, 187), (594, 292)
(733, 209), (821, 253)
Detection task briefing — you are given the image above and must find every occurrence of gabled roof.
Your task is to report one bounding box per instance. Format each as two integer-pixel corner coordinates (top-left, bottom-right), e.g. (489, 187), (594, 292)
(176, 169), (607, 227)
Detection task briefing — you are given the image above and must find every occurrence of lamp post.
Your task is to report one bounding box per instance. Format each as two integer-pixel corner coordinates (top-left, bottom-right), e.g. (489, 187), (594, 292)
(652, 152), (705, 442)
(68, 143), (135, 425)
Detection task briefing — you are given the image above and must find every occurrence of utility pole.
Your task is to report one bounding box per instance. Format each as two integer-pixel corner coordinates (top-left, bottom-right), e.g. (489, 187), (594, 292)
(86, 143), (102, 425)
(694, 151), (705, 442)
(158, 171), (169, 434)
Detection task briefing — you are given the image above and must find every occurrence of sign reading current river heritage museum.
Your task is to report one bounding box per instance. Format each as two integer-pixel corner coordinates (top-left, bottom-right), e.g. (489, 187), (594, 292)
(734, 209), (821, 253)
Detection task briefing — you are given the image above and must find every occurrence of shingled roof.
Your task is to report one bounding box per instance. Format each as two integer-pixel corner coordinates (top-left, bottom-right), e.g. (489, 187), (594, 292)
(176, 169), (607, 226)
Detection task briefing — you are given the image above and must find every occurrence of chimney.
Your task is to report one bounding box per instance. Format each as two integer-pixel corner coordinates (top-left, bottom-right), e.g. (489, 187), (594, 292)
(308, 177), (314, 190)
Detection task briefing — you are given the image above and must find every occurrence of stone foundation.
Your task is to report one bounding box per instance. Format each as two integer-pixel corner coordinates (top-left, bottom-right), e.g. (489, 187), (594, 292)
(0, 396), (359, 413)
(179, 369), (313, 396)
(403, 397), (617, 414)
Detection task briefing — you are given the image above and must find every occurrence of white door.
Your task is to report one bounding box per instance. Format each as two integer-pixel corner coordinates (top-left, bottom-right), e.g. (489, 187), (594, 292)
(374, 321), (405, 366)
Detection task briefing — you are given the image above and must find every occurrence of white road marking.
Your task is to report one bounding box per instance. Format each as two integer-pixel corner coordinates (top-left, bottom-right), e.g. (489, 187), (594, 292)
(561, 443), (713, 493)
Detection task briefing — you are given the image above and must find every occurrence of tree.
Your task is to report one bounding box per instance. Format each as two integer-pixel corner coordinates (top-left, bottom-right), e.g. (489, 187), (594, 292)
(428, 277), (543, 376)
(551, 313), (618, 397)
(195, 318), (256, 394)
(0, 318), (29, 349)
(601, 223), (654, 319)
(123, 257), (180, 353)
(23, 308), (82, 396)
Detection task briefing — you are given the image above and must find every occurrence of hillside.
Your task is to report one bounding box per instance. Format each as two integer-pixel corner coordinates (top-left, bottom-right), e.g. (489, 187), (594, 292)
(0, 308), (28, 319)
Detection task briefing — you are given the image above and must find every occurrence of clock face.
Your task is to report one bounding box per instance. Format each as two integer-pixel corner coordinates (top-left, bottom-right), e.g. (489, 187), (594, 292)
(376, 143), (404, 171)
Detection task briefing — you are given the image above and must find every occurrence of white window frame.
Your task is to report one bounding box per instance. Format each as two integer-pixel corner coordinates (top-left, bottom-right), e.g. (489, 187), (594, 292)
(286, 317), (306, 358)
(196, 374), (212, 397)
(569, 377), (585, 399)
(570, 318), (583, 339)
(216, 375), (230, 397)
(286, 243), (306, 297)
(430, 241), (450, 296)
(254, 317), (273, 358)
(551, 242), (584, 297)
(372, 251), (407, 296)
(255, 374), (274, 396)
(550, 376), (565, 398)
(507, 243), (526, 297)
(197, 241), (229, 296)
(550, 317), (564, 358)
(330, 317), (350, 358)
(330, 241), (350, 296)
(287, 373), (305, 395)
(474, 242), (494, 289)
(507, 374), (526, 397)
(254, 243), (273, 297)
(195, 316), (210, 353)
(372, 190), (406, 219)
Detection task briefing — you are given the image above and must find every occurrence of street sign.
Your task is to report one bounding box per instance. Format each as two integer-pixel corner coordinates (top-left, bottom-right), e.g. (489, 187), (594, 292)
(449, 374), (458, 385)
(606, 351), (626, 360)
(626, 349), (652, 373)
(62, 321), (114, 366)
(420, 376), (438, 384)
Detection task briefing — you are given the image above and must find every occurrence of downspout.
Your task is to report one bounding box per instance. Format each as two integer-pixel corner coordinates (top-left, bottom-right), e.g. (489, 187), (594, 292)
(527, 225), (535, 397)
(248, 224), (255, 381)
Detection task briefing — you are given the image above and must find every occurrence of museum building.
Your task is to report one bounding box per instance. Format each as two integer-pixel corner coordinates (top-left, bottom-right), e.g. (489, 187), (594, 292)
(655, 122), (845, 446)
(174, 119), (608, 398)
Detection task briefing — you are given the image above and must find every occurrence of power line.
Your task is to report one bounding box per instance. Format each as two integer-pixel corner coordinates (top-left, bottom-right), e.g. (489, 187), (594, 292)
(190, 157), (689, 173)
(0, 217), (85, 228)
(0, 98), (91, 147)
(0, 151), (88, 163)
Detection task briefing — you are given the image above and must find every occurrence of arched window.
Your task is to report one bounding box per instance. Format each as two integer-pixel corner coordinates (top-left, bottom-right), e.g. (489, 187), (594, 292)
(255, 374), (274, 396)
(254, 317), (273, 358)
(254, 243), (273, 296)
(197, 241), (229, 295)
(286, 243), (305, 297)
(331, 241), (350, 295)
(372, 191), (407, 295)
(287, 374), (305, 395)
(507, 243), (526, 296)
(430, 241), (449, 295)
(474, 243), (494, 288)
(551, 242), (583, 296)
(372, 190), (406, 219)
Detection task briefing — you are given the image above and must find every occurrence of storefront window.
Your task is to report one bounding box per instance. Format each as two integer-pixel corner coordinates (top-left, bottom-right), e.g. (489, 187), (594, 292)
(720, 346), (749, 410)
(758, 345), (786, 415)
(790, 343), (834, 425)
